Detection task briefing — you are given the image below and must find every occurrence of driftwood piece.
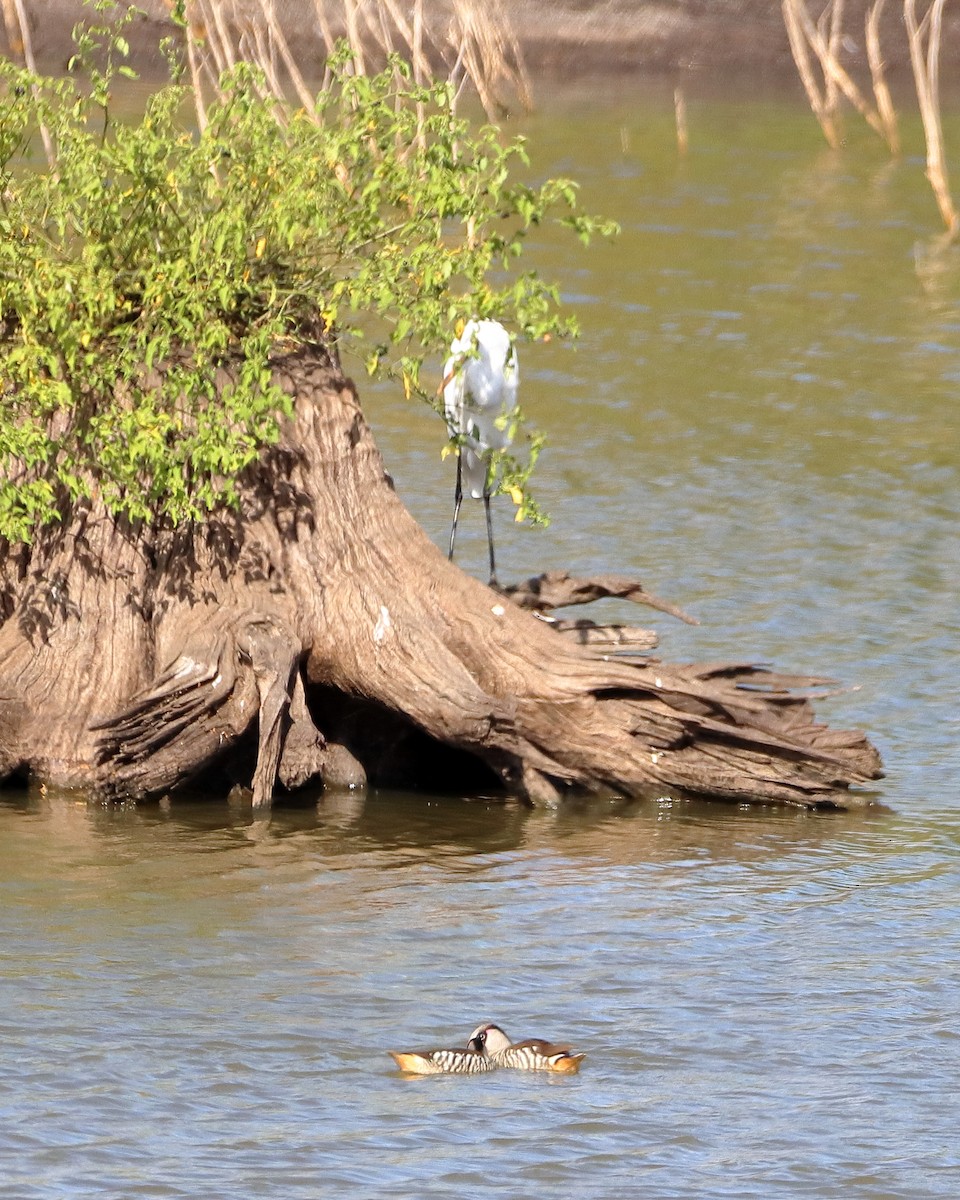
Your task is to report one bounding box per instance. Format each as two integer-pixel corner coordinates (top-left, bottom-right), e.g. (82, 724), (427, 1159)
(501, 569), (699, 624)
(501, 568), (697, 649)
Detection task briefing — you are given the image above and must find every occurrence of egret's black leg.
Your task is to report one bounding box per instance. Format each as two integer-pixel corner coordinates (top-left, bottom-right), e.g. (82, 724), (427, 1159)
(483, 487), (498, 588)
(448, 453), (463, 561)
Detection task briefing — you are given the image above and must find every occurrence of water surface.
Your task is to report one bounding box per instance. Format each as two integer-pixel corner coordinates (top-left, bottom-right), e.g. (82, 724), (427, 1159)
(3, 81), (959, 1198)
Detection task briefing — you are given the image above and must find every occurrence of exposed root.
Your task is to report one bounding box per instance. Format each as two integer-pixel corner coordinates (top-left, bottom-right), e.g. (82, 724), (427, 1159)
(499, 568), (698, 654)
(501, 569), (698, 624)
(1, 353), (883, 812)
(237, 615), (300, 808)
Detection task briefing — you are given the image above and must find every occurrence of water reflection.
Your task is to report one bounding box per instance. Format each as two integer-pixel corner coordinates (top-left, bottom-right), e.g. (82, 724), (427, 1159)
(1, 782), (898, 873)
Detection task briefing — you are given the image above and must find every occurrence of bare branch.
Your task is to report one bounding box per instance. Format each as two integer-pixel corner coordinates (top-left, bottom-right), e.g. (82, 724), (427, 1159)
(11, 0), (56, 168)
(782, 0), (841, 148)
(674, 86), (688, 156)
(173, 1), (530, 123)
(866, 0), (900, 155)
(905, 0), (959, 237)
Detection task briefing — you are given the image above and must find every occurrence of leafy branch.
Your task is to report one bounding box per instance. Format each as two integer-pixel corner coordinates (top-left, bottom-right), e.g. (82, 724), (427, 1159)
(0, 5), (616, 543)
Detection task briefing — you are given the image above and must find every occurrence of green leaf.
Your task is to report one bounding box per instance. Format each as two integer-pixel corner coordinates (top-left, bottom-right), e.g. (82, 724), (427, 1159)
(0, 20), (614, 544)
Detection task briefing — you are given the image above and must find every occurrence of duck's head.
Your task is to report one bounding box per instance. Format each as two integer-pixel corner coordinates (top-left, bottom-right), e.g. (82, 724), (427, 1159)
(467, 1023), (512, 1057)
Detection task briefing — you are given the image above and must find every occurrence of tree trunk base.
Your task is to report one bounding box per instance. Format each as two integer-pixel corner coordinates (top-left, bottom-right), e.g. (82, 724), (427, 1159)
(0, 351), (884, 812)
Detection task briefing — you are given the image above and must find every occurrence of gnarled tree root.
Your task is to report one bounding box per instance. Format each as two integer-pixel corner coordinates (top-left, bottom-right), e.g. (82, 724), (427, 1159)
(0, 350), (884, 810)
(500, 568), (698, 649)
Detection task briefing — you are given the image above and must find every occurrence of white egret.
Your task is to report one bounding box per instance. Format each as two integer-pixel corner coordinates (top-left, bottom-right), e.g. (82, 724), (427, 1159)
(442, 318), (518, 587)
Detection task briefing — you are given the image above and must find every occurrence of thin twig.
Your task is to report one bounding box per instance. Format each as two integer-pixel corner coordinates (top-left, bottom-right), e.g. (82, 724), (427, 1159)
(792, 0), (890, 145)
(342, 0), (366, 75)
(412, 0), (426, 86)
(185, 22), (209, 132)
(821, 0), (845, 116)
(782, 0), (840, 148)
(175, 0), (532, 132)
(263, 0), (317, 114)
(310, 0), (338, 93)
(491, 0), (533, 111)
(456, 4), (498, 120)
(11, 0), (56, 168)
(905, 0), (958, 237)
(865, 0), (900, 154)
(674, 86), (688, 156)
(2, 0), (21, 57)
(205, 0), (235, 73)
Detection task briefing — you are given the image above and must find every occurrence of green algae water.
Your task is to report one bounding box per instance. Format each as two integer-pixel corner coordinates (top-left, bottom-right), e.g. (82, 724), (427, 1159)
(2, 81), (959, 1198)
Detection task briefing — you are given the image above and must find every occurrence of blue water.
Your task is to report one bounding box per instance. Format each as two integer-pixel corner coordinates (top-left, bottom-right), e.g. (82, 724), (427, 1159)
(2, 795), (958, 1198)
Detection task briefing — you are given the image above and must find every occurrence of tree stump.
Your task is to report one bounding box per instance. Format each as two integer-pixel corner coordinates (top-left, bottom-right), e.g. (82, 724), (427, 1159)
(0, 348), (883, 809)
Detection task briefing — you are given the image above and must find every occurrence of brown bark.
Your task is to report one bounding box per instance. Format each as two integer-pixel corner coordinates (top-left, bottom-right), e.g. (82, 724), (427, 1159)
(501, 568), (696, 648)
(0, 347), (883, 810)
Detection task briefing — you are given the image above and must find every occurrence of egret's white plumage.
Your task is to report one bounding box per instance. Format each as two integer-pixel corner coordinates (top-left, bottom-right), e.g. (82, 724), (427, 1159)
(443, 318), (519, 585)
(443, 319), (519, 499)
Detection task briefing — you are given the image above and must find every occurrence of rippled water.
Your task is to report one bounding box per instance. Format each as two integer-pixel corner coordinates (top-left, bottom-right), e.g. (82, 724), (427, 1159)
(3, 82), (960, 1197)
(3, 795), (958, 1197)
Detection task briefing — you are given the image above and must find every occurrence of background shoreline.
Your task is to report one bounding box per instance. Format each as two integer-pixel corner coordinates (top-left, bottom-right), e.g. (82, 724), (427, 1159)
(5, 0), (959, 86)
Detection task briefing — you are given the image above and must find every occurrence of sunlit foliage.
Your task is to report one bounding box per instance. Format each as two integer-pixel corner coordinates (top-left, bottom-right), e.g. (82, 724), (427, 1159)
(0, 4), (615, 542)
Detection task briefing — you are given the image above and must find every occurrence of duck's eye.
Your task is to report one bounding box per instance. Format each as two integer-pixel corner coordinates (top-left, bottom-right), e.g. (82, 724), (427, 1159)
(477, 1030), (487, 1044)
